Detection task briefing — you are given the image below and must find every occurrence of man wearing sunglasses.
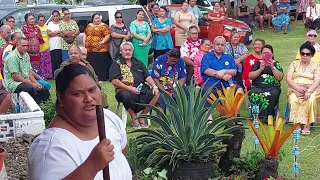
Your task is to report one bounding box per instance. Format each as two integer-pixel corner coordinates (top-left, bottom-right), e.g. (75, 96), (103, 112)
(296, 30), (320, 63)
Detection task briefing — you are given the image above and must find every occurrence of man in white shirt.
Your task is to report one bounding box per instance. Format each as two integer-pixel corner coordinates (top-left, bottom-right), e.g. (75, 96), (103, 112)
(305, 0), (320, 33)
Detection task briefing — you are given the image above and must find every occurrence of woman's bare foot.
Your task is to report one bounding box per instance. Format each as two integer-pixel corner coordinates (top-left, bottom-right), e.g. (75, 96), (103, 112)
(301, 125), (311, 136)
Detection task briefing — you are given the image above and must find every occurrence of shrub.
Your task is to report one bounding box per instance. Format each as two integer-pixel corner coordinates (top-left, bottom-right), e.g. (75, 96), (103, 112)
(40, 98), (56, 127)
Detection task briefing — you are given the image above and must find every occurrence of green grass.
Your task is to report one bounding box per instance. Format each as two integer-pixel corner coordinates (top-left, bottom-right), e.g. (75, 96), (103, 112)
(47, 21), (320, 179)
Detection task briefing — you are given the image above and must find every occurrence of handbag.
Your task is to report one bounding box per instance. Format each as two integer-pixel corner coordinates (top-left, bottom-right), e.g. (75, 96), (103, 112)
(63, 36), (76, 44)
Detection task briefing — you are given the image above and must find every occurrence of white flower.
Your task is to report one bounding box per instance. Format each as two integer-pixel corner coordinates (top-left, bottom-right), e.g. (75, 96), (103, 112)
(262, 74), (267, 78)
(249, 59), (255, 66)
(263, 92), (271, 97)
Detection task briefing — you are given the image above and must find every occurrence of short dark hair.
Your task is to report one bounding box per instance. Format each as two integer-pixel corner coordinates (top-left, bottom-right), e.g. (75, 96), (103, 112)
(52, 10), (60, 15)
(56, 64), (95, 94)
(38, 14), (45, 21)
(167, 48), (180, 58)
(300, 41), (316, 57)
(254, 38), (265, 46)
(10, 32), (21, 41)
(62, 7), (69, 13)
(151, 3), (159, 9)
(5, 16), (14, 21)
(24, 13), (34, 22)
(159, 6), (167, 12)
(91, 12), (101, 22)
(148, 0), (154, 3)
(16, 37), (28, 44)
(262, 44), (274, 54)
(114, 11), (122, 18)
(201, 38), (210, 44)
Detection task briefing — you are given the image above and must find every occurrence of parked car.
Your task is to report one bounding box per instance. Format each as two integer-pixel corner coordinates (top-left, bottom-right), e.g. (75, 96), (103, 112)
(0, 5), (21, 20)
(46, 5), (154, 62)
(157, 0), (213, 10)
(166, 5), (253, 46)
(0, 0), (15, 5)
(0, 5), (76, 28)
(84, 0), (133, 6)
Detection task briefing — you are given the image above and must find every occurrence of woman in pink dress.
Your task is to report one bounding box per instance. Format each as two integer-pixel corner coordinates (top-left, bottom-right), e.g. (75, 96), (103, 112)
(193, 38), (211, 86)
(296, 0), (309, 21)
(21, 13), (44, 71)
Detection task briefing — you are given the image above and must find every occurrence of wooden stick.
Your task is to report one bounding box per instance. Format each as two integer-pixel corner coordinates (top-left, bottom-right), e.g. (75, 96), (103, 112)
(96, 105), (110, 180)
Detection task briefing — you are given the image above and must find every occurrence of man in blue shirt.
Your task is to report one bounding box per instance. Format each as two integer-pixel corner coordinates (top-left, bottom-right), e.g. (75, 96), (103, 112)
(151, 48), (187, 109)
(201, 36), (243, 94)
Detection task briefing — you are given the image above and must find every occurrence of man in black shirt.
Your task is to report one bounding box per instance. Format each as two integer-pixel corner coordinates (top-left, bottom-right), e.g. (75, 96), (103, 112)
(109, 41), (159, 129)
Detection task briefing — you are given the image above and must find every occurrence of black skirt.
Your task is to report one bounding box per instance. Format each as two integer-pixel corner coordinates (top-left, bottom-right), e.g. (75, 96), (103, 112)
(50, 49), (62, 75)
(87, 52), (112, 81)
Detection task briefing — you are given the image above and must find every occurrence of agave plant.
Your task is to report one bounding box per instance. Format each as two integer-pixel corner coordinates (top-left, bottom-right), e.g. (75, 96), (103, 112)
(131, 82), (246, 171)
(207, 84), (248, 117)
(246, 113), (300, 159)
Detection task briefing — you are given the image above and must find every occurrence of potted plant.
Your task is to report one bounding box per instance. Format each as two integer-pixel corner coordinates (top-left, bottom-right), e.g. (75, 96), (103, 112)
(207, 84), (248, 174)
(132, 82), (246, 180)
(246, 114), (299, 179)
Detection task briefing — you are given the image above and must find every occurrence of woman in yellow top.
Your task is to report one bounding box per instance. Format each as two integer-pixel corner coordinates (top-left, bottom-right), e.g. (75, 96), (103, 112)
(37, 14), (53, 79)
(296, 30), (320, 63)
(287, 42), (320, 136)
(83, 13), (111, 81)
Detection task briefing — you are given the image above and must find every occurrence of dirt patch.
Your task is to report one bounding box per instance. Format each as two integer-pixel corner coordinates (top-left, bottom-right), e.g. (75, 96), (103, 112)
(0, 134), (36, 180)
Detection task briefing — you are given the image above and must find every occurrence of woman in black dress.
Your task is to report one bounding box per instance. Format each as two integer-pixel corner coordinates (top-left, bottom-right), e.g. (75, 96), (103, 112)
(248, 44), (284, 119)
(110, 11), (131, 61)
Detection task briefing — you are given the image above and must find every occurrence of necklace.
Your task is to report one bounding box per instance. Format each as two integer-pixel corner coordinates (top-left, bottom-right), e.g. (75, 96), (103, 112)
(165, 61), (176, 94)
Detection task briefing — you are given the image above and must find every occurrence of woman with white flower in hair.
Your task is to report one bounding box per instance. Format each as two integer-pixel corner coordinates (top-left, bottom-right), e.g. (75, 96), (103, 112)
(248, 44), (283, 120)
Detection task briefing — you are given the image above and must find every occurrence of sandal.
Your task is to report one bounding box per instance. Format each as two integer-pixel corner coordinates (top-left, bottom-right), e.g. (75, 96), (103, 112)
(131, 123), (141, 129)
(207, 119), (213, 125)
(139, 123), (149, 128)
(301, 130), (310, 136)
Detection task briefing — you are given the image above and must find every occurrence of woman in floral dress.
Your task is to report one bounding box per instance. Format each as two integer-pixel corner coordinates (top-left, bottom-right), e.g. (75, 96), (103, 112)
(248, 44), (283, 119)
(37, 15), (53, 79)
(59, 7), (79, 62)
(21, 13), (44, 71)
(84, 12), (111, 81)
(296, 0), (309, 21)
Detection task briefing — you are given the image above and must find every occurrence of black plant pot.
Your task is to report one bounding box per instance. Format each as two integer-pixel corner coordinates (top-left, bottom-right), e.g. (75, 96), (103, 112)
(167, 161), (214, 180)
(219, 129), (245, 174)
(255, 158), (279, 180)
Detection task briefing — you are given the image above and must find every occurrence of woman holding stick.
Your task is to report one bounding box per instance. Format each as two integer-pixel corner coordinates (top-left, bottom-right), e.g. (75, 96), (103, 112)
(28, 64), (132, 180)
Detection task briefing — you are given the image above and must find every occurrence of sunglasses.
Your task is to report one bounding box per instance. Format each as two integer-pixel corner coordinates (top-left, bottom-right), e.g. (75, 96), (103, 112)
(308, 34), (317, 37)
(115, 16), (123, 19)
(301, 52), (311, 56)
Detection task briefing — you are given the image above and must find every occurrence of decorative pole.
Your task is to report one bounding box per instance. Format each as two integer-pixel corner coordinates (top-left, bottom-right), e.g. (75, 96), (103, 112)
(251, 104), (260, 153)
(292, 127), (300, 178)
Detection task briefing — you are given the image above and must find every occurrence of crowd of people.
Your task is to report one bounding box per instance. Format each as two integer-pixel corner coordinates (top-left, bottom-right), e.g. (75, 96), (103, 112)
(0, 0), (317, 179)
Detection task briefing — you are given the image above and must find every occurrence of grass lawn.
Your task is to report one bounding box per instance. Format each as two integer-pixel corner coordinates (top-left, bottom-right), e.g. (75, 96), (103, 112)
(47, 21), (320, 179)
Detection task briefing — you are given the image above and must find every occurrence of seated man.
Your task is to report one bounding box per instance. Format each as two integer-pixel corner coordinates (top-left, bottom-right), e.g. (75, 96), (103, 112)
(305, 0), (320, 33)
(4, 37), (50, 104)
(109, 41), (159, 129)
(201, 36), (244, 95)
(151, 48), (187, 110)
(254, 0), (272, 31)
(57, 45), (108, 108)
(2, 32), (51, 91)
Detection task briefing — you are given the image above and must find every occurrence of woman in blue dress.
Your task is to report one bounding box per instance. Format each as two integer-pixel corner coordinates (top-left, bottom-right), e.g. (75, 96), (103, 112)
(272, 0), (290, 34)
(151, 6), (174, 59)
